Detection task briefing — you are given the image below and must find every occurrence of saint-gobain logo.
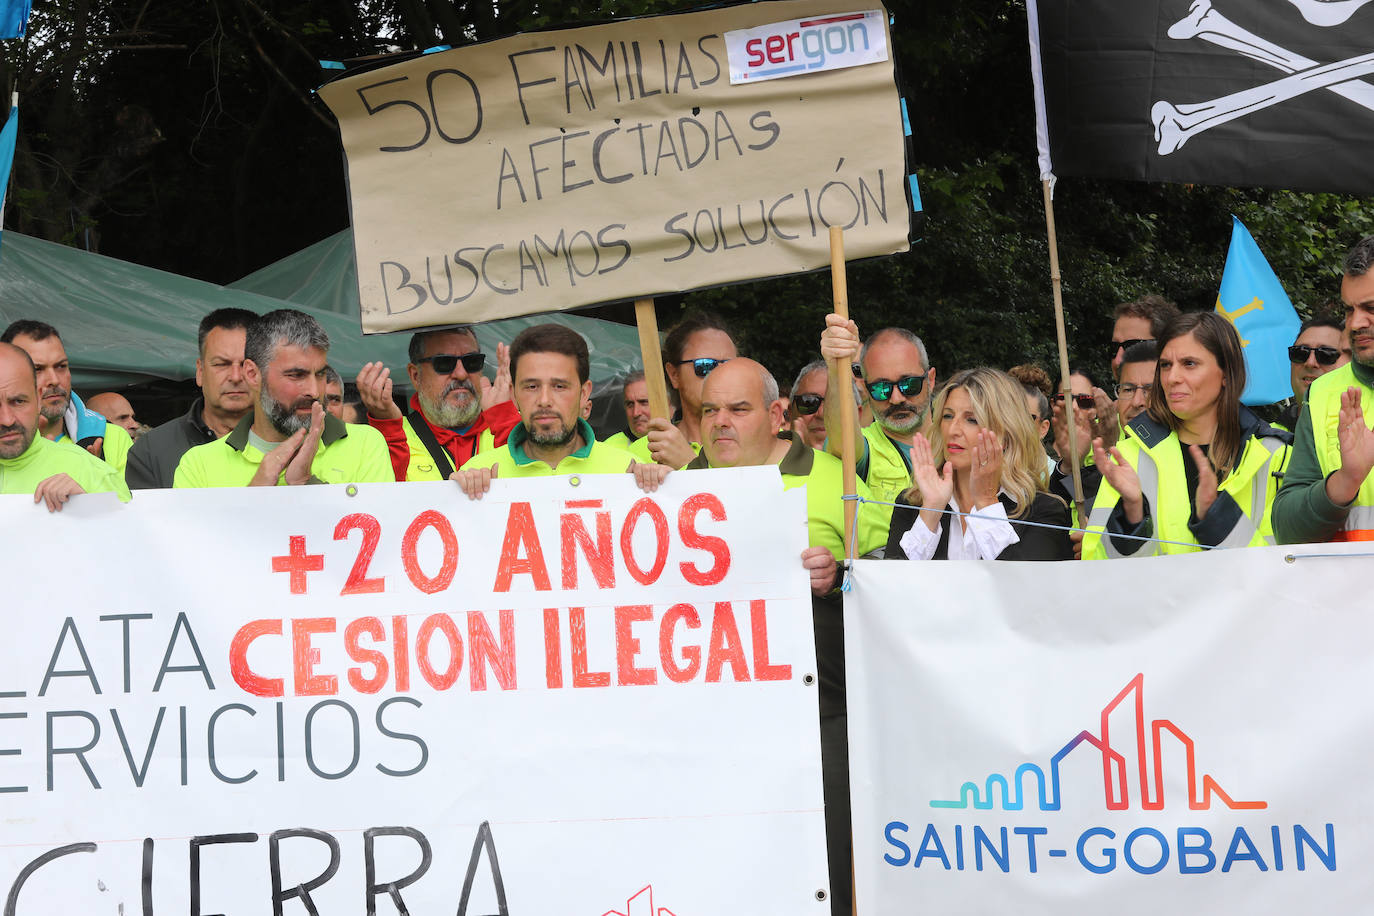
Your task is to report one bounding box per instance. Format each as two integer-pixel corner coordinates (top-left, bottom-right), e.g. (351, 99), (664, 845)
(930, 673), (1264, 812)
(724, 11), (889, 85)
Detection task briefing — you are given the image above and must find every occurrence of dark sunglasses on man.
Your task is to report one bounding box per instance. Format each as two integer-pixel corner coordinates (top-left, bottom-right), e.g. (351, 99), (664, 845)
(1109, 339), (1152, 361)
(851, 366), (925, 402)
(791, 393), (824, 417)
(416, 352), (486, 375)
(1287, 345), (1342, 366)
(674, 357), (730, 378)
(1054, 392), (1096, 410)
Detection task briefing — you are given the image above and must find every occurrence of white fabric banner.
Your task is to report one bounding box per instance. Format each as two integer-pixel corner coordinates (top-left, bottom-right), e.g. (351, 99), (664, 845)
(0, 468), (828, 914)
(846, 546), (1369, 913)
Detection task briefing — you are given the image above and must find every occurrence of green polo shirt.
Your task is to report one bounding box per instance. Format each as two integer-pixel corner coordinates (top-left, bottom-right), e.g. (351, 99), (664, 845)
(172, 414), (393, 488)
(0, 435), (131, 500)
(460, 418), (635, 477)
(689, 433), (887, 560)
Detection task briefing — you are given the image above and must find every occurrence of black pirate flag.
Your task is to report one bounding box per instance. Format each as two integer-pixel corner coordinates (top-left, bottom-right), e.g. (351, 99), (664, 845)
(1028, 0), (1374, 194)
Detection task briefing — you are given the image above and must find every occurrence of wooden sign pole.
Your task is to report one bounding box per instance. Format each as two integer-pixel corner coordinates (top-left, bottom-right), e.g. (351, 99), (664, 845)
(634, 298), (671, 421)
(1041, 180), (1087, 520)
(828, 227), (858, 559)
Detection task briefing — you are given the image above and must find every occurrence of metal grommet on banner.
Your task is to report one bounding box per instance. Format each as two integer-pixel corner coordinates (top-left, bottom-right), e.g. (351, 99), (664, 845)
(803, 673), (815, 686)
(815, 889), (827, 901)
(569, 475), (582, 487)
(346, 485), (358, 497)
(1284, 554), (1296, 564)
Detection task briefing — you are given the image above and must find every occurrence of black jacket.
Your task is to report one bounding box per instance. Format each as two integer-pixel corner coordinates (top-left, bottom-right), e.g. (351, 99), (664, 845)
(883, 491), (1073, 560)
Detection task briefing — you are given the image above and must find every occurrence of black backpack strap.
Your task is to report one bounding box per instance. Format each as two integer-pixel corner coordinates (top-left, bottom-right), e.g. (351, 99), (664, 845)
(406, 410), (455, 479)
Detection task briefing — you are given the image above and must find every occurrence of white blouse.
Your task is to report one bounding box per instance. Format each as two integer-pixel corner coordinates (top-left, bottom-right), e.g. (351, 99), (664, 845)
(898, 494), (1020, 561)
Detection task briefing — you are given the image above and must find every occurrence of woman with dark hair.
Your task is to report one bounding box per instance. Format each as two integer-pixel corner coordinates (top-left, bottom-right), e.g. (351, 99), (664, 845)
(1083, 311), (1292, 558)
(883, 367), (1072, 560)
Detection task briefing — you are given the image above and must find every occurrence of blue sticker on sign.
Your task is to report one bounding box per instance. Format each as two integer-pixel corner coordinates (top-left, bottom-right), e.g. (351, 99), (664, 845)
(900, 98), (911, 138)
(908, 174), (923, 213)
(319, 60), (345, 70)
(422, 44), (452, 54)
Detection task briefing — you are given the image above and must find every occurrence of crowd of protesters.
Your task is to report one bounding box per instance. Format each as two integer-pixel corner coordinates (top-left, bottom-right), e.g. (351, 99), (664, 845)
(5, 235), (1374, 916)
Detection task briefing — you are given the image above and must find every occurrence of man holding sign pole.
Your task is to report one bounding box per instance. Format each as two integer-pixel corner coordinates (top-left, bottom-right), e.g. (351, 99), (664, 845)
(687, 356), (885, 916)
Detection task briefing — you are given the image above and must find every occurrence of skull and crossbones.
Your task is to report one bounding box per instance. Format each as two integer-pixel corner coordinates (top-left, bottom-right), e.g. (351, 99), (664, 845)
(1153, 0), (1374, 153)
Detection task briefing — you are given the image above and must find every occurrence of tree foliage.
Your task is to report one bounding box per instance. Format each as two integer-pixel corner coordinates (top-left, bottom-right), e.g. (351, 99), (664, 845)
(2, 0), (1372, 389)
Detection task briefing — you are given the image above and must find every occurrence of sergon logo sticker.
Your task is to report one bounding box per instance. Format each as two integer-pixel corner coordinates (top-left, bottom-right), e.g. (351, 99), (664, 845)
(724, 10), (889, 85)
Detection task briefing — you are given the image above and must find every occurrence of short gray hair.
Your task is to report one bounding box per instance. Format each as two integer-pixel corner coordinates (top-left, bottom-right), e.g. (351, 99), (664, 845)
(1345, 236), (1374, 277)
(245, 309), (330, 371)
(324, 364), (343, 389)
(792, 359), (861, 408)
(623, 368), (646, 388)
(860, 327), (929, 373)
(760, 365), (780, 405)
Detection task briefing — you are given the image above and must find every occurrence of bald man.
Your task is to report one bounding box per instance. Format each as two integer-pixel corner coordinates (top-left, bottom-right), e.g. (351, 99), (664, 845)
(686, 357), (885, 916)
(0, 343), (130, 510)
(87, 392), (140, 438)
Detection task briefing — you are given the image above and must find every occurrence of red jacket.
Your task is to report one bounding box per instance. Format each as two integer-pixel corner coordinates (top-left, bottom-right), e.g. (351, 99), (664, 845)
(368, 395), (520, 481)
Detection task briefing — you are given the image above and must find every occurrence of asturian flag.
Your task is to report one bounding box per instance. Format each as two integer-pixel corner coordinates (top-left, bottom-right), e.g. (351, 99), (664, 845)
(0, 0), (31, 39)
(1215, 216), (1300, 406)
(1026, 0), (1374, 194)
(0, 102), (15, 254)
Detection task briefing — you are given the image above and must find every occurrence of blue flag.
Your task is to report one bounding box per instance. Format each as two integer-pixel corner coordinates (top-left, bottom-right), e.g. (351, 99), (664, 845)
(0, 0), (31, 38)
(0, 103), (15, 255)
(1215, 216), (1300, 406)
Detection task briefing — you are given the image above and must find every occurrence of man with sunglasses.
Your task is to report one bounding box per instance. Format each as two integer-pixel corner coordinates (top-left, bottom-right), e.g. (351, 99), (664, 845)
(1109, 294), (1179, 381)
(1276, 237), (1374, 544)
(1276, 317), (1349, 431)
(820, 316), (935, 524)
(633, 311), (739, 469)
(356, 326), (519, 481)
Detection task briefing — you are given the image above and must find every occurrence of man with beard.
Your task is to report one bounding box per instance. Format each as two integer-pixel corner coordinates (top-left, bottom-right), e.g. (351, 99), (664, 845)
(819, 317), (936, 528)
(172, 310), (391, 488)
(0, 343), (129, 510)
(1, 320), (134, 473)
(126, 308), (257, 489)
(1276, 237), (1374, 543)
(356, 326), (519, 481)
(452, 324), (668, 498)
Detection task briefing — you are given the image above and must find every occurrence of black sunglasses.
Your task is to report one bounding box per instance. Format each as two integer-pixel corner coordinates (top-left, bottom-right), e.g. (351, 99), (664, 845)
(675, 357), (730, 378)
(1109, 339), (1152, 361)
(792, 393), (824, 416)
(1055, 393), (1096, 410)
(1288, 345), (1342, 366)
(416, 352), (485, 375)
(863, 375), (925, 402)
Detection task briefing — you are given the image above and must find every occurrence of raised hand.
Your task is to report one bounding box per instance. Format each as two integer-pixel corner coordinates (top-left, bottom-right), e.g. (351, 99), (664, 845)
(283, 403), (326, 486)
(911, 432), (954, 533)
(646, 418), (696, 469)
(479, 342), (513, 410)
(356, 361), (401, 420)
(1328, 387), (1374, 505)
(968, 427), (1004, 508)
(1188, 444), (1220, 519)
(1093, 438), (1144, 525)
(248, 428), (306, 486)
(819, 313), (861, 365)
(1051, 397), (1093, 469)
(1091, 386), (1120, 448)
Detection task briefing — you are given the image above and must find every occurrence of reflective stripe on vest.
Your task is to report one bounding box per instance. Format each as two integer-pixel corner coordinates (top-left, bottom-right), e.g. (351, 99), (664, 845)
(1309, 365), (1374, 538)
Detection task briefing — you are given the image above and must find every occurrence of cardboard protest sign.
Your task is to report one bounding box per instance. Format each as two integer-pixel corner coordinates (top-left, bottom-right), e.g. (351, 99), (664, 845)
(845, 548), (1366, 913)
(0, 469), (828, 913)
(318, 0), (909, 333)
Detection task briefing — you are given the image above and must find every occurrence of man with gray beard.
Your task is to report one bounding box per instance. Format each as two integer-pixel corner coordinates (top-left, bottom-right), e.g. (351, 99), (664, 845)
(172, 310), (391, 488)
(356, 326), (519, 481)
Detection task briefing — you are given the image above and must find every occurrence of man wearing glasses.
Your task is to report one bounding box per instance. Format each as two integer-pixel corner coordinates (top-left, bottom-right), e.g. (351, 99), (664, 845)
(355, 326), (519, 482)
(1108, 294), (1179, 381)
(1276, 317), (1349, 431)
(820, 315), (936, 523)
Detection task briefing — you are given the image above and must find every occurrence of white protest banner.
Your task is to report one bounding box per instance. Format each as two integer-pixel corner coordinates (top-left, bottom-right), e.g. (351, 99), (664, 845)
(845, 546), (1368, 914)
(0, 468), (829, 914)
(316, 0), (909, 333)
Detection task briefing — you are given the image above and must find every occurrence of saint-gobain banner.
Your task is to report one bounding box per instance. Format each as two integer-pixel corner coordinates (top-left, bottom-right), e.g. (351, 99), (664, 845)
(845, 546), (1369, 914)
(0, 469), (828, 914)
(317, 0), (909, 333)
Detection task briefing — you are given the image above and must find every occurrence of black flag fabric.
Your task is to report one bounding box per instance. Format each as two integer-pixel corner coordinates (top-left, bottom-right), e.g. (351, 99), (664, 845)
(1028, 0), (1374, 194)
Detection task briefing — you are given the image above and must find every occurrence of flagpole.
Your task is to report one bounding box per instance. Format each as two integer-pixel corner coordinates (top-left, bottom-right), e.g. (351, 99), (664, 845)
(1041, 180), (1087, 518)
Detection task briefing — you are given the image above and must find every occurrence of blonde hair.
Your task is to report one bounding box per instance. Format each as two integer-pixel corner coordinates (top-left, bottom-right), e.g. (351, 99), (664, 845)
(901, 367), (1049, 519)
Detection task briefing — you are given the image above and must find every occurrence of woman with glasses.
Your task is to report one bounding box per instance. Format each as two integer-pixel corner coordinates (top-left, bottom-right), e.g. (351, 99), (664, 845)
(1083, 312), (1293, 559)
(883, 367), (1073, 560)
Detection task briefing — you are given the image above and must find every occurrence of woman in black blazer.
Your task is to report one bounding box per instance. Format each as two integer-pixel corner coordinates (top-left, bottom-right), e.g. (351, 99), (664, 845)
(884, 367), (1072, 561)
